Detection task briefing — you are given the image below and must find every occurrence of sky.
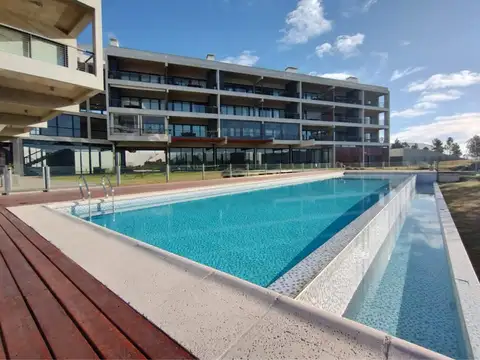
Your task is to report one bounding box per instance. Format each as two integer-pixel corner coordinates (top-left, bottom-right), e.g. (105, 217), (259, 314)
(95, 0), (480, 149)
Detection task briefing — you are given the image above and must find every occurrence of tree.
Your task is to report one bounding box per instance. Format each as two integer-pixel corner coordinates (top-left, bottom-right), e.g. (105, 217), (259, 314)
(411, 143), (419, 149)
(392, 138), (403, 149)
(445, 137), (454, 155)
(401, 142), (410, 148)
(432, 138), (444, 153)
(450, 143), (462, 157)
(423, 147), (429, 150)
(466, 135), (480, 158)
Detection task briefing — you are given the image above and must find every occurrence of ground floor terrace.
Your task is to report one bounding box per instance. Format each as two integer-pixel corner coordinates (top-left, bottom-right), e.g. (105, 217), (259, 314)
(14, 138), (389, 176)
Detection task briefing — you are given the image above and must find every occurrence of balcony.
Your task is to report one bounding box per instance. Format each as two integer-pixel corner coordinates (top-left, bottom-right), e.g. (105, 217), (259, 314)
(220, 105), (299, 119)
(110, 98), (217, 114)
(109, 70), (209, 89)
(334, 96), (362, 105)
(335, 134), (363, 142)
(334, 116), (363, 124)
(302, 133), (334, 141)
(0, 22), (103, 137)
(303, 92), (333, 102)
(222, 83), (298, 98)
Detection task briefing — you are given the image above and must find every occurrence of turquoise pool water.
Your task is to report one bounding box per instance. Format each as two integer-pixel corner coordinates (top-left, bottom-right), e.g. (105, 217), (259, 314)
(344, 185), (467, 359)
(90, 176), (402, 286)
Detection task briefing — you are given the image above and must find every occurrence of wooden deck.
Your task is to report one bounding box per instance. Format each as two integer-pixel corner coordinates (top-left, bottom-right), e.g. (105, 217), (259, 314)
(0, 206), (194, 359)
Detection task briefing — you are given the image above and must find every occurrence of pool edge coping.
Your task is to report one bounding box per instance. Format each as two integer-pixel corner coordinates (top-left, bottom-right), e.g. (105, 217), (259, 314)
(268, 173), (415, 298)
(434, 183), (480, 359)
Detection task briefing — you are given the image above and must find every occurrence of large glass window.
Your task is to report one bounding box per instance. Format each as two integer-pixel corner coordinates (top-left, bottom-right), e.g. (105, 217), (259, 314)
(221, 120), (262, 139)
(91, 117), (108, 140)
(112, 114), (138, 134)
(264, 122), (299, 140)
(168, 124), (208, 137)
(142, 116), (165, 134)
(30, 114), (87, 138)
(0, 26), (29, 57)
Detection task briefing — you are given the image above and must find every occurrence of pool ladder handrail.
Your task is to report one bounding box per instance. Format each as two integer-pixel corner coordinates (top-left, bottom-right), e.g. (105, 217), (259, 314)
(78, 175), (92, 219)
(101, 175), (115, 213)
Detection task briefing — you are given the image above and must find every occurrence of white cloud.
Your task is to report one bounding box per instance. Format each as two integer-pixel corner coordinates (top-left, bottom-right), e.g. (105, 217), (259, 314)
(400, 40), (411, 46)
(309, 71), (354, 80)
(415, 102), (438, 110)
(362, 0), (378, 12)
(335, 33), (365, 57)
(221, 51), (259, 66)
(407, 70), (480, 92)
(314, 34), (365, 59)
(419, 89), (463, 103)
(279, 0), (332, 45)
(391, 106), (435, 118)
(315, 43), (333, 57)
(392, 112), (480, 145)
(390, 66), (425, 81)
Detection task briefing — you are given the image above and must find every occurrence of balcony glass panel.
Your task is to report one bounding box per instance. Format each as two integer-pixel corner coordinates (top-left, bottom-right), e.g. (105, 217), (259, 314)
(0, 26), (28, 57)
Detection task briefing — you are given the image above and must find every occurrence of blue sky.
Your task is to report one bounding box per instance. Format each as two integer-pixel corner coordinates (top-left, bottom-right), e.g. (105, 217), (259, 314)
(98, 0), (480, 148)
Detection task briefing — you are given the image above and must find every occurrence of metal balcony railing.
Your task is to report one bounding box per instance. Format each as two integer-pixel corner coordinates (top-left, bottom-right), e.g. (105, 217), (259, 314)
(0, 23), (96, 75)
(334, 96), (362, 105)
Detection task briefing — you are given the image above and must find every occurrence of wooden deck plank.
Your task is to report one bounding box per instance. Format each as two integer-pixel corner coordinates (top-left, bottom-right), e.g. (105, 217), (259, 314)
(0, 253), (51, 359)
(1, 208), (195, 360)
(0, 226), (99, 359)
(0, 214), (147, 360)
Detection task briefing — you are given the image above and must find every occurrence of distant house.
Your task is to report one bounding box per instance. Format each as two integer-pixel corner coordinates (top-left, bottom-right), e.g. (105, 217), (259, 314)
(390, 148), (460, 164)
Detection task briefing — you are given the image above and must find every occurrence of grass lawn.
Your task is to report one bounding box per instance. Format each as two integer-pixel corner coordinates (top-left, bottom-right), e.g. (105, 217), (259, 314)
(51, 171), (223, 186)
(440, 180), (480, 279)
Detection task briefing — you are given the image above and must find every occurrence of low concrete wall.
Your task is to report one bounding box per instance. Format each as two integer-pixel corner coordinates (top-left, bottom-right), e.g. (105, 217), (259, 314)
(294, 175), (416, 315)
(435, 184), (480, 359)
(437, 172), (461, 183)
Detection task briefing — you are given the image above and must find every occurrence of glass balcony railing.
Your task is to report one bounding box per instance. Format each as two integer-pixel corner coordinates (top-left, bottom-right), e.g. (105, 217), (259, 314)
(335, 135), (363, 142)
(110, 124), (167, 136)
(0, 23), (96, 74)
(108, 70), (209, 88)
(171, 130), (219, 138)
(334, 96), (362, 105)
(302, 92), (333, 102)
(334, 116), (363, 124)
(222, 83), (299, 98)
(302, 134), (334, 141)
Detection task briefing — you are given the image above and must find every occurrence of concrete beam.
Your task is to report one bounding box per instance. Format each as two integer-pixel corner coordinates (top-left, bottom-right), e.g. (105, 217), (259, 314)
(0, 113), (42, 127)
(0, 87), (73, 109)
(0, 126), (30, 137)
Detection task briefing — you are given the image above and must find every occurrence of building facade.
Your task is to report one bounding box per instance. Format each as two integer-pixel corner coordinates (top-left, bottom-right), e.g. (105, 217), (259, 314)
(14, 45), (390, 174)
(0, 0), (104, 139)
(390, 148), (460, 165)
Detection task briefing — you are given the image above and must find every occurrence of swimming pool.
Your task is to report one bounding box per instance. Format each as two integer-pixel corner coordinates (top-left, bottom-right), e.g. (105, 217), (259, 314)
(344, 184), (467, 358)
(88, 176), (405, 286)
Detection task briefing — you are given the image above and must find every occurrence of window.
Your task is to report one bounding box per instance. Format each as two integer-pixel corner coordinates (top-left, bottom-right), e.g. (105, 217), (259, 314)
(112, 114), (138, 134)
(142, 116), (165, 134)
(91, 118), (108, 139)
(0, 26), (29, 57)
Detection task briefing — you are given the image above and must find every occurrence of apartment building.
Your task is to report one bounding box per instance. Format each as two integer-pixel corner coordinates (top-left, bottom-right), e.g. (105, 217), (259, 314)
(0, 0), (104, 143)
(106, 45), (389, 168)
(17, 44), (390, 175)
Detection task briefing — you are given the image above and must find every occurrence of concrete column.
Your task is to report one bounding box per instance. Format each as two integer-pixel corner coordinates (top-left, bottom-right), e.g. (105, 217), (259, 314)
(298, 81), (303, 118)
(333, 144), (336, 167)
(11, 138), (24, 175)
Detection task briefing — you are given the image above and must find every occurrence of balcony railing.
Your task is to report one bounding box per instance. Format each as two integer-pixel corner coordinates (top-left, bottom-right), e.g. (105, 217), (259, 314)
(110, 98), (217, 114)
(222, 83), (299, 98)
(334, 96), (362, 105)
(171, 130), (219, 138)
(221, 107), (299, 119)
(109, 70), (209, 88)
(0, 23), (96, 75)
(110, 125), (166, 136)
(335, 135), (362, 142)
(302, 92), (333, 102)
(334, 116), (363, 124)
(302, 134), (334, 141)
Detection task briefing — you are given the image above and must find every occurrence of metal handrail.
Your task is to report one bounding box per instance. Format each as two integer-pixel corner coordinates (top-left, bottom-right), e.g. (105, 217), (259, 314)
(101, 175), (115, 213)
(78, 175), (92, 219)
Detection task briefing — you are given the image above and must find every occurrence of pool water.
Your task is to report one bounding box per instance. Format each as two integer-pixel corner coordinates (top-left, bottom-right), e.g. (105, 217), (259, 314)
(344, 185), (467, 359)
(90, 176), (401, 287)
